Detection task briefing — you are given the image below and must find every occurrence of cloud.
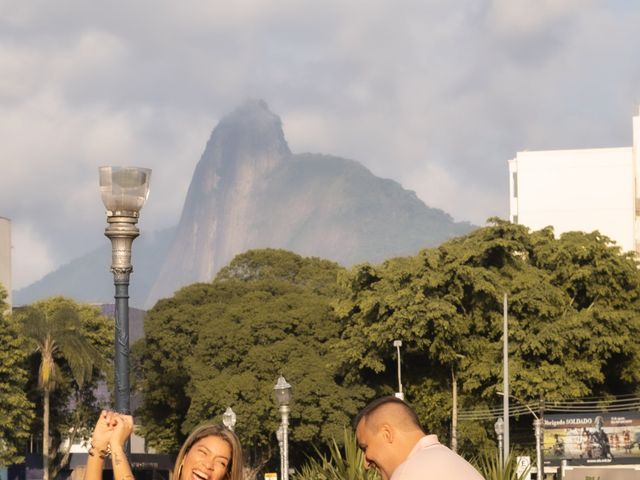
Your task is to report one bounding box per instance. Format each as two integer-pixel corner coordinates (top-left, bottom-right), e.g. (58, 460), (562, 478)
(1, 0), (639, 289)
(11, 222), (55, 290)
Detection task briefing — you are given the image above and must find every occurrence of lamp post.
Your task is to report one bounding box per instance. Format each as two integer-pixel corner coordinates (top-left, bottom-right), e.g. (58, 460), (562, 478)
(222, 407), (237, 431)
(498, 392), (543, 479)
(494, 417), (504, 467)
(276, 426), (284, 480)
(274, 376), (292, 480)
(393, 340), (404, 400)
(99, 166), (151, 418)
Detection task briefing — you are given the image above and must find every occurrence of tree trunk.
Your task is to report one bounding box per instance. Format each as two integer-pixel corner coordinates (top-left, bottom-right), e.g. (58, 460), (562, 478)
(43, 386), (50, 480)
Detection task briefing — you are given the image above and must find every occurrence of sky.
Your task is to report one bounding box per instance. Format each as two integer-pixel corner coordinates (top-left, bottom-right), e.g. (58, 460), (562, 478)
(2, 0), (639, 290)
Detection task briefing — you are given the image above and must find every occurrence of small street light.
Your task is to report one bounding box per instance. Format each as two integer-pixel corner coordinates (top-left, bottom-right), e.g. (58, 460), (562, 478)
(222, 407), (237, 431)
(393, 340), (404, 400)
(99, 166), (151, 421)
(274, 376), (292, 480)
(494, 417), (504, 467)
(276, 426), (284, 479)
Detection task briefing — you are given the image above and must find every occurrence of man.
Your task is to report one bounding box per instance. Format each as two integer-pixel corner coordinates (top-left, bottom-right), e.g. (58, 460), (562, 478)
(354, 396), (484, 480)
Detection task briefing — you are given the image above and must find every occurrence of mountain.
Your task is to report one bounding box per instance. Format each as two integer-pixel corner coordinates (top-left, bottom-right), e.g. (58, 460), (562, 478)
(15, 100), (475, 310)
(13, 227), (175, 309)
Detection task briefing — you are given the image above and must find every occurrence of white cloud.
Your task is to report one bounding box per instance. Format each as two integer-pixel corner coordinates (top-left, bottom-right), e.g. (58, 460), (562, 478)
(1, 0), (639, 289)
(402, 162), (506, 225)
(11, 222), (55, 290)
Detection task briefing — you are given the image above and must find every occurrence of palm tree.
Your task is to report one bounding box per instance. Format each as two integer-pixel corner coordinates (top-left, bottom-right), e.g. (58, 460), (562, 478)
(17, 298), (100, 480)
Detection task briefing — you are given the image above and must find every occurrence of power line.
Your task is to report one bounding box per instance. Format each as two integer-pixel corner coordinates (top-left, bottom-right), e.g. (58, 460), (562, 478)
(457, 394), (640, 421)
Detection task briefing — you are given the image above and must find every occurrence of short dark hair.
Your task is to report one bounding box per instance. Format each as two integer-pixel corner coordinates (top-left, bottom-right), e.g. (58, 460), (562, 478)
(353, 396), (422, 431)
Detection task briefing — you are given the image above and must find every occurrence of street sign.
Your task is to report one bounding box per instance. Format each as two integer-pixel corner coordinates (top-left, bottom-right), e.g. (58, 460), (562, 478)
(264, 473), (277, 480)
(517, 456), (531, 480)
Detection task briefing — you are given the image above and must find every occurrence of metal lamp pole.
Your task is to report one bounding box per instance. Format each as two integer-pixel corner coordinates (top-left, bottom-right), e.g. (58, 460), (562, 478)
(276, 426), (284, 479)
(274, 376), (292, 480)
(223, 407), (237, 432)
(99, 166), (151, 420)
(495, 417), (504, 467)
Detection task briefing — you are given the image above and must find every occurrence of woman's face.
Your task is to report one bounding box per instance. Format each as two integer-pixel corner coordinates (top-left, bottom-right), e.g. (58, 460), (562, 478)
(181, 435), (232, 480)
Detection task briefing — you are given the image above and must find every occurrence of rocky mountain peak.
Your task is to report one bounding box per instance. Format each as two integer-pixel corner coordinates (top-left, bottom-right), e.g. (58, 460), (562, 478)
(204, 99), (291, 163)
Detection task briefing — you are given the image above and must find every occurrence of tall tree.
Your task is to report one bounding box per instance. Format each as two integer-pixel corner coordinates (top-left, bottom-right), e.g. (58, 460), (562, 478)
(0, 287), (34, 466)
(335, 220), (640, 456)
(14, 297), (108, 480)
(137, 249), (371, 469)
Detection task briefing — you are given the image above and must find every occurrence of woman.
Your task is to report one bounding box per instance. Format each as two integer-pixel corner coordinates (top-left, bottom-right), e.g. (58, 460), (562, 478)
(85, 410), (243, 480)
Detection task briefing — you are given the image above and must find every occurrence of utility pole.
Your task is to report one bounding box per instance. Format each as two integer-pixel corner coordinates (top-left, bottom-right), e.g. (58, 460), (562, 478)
(539, 394), (545, 479)
(393, 340), (404, 400)
(503, 293), (509, 466)
(451, 367), (458, 452)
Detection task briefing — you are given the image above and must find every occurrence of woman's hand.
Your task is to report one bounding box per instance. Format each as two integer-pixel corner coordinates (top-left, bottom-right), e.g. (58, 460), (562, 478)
(91, 410), (117, 454)
(109, 414), (135, 480)
(109, 413), (134, 451)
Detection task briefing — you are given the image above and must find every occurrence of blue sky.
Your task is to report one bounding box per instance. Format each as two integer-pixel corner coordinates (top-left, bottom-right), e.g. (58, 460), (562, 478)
(2, 0), (639, 289)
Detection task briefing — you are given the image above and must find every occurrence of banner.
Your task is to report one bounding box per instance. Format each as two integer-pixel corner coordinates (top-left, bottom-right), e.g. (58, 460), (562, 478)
(543, 412), (640, 465)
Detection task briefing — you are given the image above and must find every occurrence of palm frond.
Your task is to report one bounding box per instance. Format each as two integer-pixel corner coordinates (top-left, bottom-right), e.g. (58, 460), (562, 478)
(293, 429), (379, 480)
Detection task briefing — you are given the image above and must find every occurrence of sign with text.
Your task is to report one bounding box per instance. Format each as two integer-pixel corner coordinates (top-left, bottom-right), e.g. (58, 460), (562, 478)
(543, 412), (640, 465)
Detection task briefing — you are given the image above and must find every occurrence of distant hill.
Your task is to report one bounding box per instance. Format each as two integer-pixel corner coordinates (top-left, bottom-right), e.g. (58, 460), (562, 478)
(14, 227), (175, 309)
(15, 100), (475, 310)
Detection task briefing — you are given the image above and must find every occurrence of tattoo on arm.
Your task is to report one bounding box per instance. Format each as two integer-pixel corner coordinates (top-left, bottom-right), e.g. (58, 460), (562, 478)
(113, 452), (121, 466)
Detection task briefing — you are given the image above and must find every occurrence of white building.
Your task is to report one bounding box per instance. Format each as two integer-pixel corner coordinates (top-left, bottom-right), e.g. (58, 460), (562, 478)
(509, 108), (640, 254)
(0, 216), (11, 309)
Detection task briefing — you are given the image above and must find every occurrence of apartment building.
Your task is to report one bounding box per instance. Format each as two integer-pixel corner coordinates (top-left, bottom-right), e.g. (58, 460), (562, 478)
(508, 108), (640, 254)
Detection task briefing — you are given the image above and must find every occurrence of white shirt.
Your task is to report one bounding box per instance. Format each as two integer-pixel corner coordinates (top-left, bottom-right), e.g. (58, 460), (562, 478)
(391, 435), (484, 480)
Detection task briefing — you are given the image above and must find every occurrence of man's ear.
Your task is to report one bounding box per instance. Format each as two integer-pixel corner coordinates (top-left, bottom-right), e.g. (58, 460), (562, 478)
(380, 423), (394, 444)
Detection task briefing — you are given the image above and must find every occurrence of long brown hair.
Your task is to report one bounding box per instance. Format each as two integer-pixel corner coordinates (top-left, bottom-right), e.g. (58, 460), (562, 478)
(172, 424), (243, 480)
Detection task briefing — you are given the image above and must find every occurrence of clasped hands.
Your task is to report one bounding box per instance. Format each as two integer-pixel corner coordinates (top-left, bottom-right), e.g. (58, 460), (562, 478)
(90, 409), (134, 459)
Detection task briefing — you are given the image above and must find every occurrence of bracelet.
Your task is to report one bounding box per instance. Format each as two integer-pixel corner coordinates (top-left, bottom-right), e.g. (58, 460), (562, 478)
(88, 442), (111, 459)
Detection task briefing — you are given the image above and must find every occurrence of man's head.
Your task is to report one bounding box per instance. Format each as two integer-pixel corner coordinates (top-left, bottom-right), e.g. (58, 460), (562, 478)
(354, 397), (425, 480)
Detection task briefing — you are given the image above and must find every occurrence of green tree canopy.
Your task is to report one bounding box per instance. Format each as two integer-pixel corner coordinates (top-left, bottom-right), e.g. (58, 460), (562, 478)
(137, 249), (371, 468)
(335, 220), (640, 456)
(0, 287), (34, 466)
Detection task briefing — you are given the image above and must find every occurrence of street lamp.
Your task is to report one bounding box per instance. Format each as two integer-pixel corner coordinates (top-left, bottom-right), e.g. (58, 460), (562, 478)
(274, 376), (292, 480)
(494, 417), (504, 467)
(276, 426), (284, 480)
(393, 340), (404, 400)
(222, 407), (237, 431)
(99, 166), (151, 418)
(498, 392), (543, 479)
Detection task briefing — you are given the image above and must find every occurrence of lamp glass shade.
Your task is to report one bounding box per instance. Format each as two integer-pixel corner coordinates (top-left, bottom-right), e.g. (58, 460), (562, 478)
(273, 375), (292, 406)
(99, 166), (151, 216)
(222, 407), (237, 429)
(494, 417), (504, 436)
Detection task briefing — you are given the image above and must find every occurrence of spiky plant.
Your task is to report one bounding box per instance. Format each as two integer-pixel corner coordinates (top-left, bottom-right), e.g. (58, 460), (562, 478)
(293, 429), (379, 480)
(474, 450), (531, 480)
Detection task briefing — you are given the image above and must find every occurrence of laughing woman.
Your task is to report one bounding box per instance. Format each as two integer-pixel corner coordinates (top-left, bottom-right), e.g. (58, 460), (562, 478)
(85, 410), (244, 480)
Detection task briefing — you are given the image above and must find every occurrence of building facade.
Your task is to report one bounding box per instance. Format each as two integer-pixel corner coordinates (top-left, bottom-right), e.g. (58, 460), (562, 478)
(509, 108), (640, 254)
(0, 216), (11, 309)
